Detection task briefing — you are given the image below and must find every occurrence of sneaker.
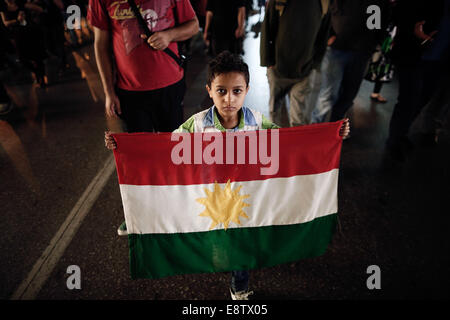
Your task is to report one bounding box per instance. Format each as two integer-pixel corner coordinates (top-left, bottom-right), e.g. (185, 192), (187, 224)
(117, 221), (128, 236)
(230, 289), (254, 300)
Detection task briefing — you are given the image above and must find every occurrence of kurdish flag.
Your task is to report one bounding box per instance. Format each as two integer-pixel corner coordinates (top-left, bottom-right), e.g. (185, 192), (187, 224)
(112, 121), (343, 279)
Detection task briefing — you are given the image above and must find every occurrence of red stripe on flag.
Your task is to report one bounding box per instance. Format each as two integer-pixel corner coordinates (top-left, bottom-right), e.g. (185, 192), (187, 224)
(112, 121), (343, 186)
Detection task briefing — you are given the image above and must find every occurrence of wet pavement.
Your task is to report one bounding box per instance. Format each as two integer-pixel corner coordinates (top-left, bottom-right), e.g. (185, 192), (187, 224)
(1, 12), (450, 301)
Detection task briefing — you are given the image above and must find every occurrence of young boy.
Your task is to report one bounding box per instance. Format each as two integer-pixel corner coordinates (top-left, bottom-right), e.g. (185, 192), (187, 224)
(105, 51), (350, 300)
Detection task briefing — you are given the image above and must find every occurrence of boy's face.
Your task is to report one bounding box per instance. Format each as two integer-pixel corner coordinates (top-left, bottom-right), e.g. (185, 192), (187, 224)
(206, 72), (249, 120)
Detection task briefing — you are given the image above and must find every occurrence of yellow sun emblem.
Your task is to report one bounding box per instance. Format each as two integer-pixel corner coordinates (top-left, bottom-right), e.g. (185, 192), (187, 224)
(196, 179), (250, 230)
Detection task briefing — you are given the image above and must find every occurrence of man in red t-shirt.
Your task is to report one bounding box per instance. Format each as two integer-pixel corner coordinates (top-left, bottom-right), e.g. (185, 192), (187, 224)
(88, 0), (199, 132)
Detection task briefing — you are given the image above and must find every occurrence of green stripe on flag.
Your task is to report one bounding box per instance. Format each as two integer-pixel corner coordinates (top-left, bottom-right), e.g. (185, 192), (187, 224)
(128, 214), (337, 279)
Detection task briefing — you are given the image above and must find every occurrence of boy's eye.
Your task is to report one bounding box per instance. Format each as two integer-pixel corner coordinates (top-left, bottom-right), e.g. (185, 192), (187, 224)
(233, 89), (242, 94)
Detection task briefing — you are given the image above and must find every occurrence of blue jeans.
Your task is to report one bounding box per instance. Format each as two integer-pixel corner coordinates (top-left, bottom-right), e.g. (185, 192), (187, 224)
(312, 47), (371, 123)
(231, 270), (249, 293)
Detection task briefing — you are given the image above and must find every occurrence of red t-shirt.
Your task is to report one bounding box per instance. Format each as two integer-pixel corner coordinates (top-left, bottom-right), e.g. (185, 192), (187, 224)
(88, 0), (196, 91)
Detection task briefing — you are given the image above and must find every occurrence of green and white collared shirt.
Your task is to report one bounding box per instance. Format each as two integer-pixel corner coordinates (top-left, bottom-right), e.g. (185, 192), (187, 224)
(174, 106), (280, 133)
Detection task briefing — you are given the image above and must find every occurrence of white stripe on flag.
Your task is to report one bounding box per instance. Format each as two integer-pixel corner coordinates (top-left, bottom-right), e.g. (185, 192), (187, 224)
(120, 169), (339, 234)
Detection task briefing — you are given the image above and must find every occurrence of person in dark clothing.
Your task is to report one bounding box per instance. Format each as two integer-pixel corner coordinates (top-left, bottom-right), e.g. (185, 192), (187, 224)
(190, 0), (207, 30)
(367, 4), (398, 104)
(260, 0), (331, 127)
(312, 0), (388, 124)
(41, 0), (68, 72)
(0, 80), (12, 114)
(0, 25), (13, 114)
(419, 70), (450, 145)
(203, 0), (246, 57)
(0, 0), (48, 87)
(386, 0), (450, 159)
(90, 0), (198, 237)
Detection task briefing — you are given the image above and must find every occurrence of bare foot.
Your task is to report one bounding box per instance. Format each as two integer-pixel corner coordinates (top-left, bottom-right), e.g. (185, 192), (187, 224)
(371, 93), (387, 103)
(377, 95), (387, 103)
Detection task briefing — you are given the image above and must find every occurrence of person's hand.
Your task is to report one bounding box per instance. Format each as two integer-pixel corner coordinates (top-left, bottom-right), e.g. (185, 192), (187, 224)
(17, 11), (26, 24)
(235, 27), (244, 39)
(203, 31), (210, 46)
(327, 35), (336, 46)
(141, 31), (172, 51)
(339, 118), (350, 139)
(104, 131), (117, 150)
(414, 21), (438, 44)
(105, 91), (121, 118)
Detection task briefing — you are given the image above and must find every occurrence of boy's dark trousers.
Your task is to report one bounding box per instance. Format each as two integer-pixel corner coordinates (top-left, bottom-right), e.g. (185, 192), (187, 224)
(116, 78), (186, 133)
(231, 270), (249, 293)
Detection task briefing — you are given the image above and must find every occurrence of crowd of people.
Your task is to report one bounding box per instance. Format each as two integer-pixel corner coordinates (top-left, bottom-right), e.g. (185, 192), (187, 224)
(1, 0), (449, 299)
(262, 0), (449, 160)
(1, 0), (448, 151)
(0, 0), (92, 115)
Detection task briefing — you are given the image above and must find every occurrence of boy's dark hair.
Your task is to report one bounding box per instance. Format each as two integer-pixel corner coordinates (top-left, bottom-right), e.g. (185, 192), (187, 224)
(207, 51), (250, 88)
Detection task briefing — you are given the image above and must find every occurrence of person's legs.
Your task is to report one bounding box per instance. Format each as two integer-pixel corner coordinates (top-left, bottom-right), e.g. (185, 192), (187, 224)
(288, 75), (311, 126)
(312, 47), (345, 123)
(117, 79), (185, 133)
(413, 60), (442, 121)
(373, 81), (383, 94)
(330, 51), (371, 121)
(267, 68), (289, 124)
(230, 270), (250, 295)
(0, 80), (12, 115)
(211, 35), (230, 57)
(407, 60), (445, 145)
(0, 80), (9, 103)
(33, 59), (46, 86)
(371, 80), (387, 102)
(114, 80), (184, 235)
(116, 88), (156, 133)
(387, 63), (422, 147)
(51, 24), (69, 70)
(421, 71), (450, 137)
(152, 78), (186, 132)
(306, 68), (322, 122)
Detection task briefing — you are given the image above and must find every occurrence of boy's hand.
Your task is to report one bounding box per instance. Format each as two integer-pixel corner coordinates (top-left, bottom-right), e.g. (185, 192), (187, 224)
(339, 118), (350, 139)
(105, 131), (117, 150)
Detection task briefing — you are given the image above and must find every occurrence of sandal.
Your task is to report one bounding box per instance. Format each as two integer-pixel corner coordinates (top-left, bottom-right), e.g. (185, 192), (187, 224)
(371, 93), (387, 103)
